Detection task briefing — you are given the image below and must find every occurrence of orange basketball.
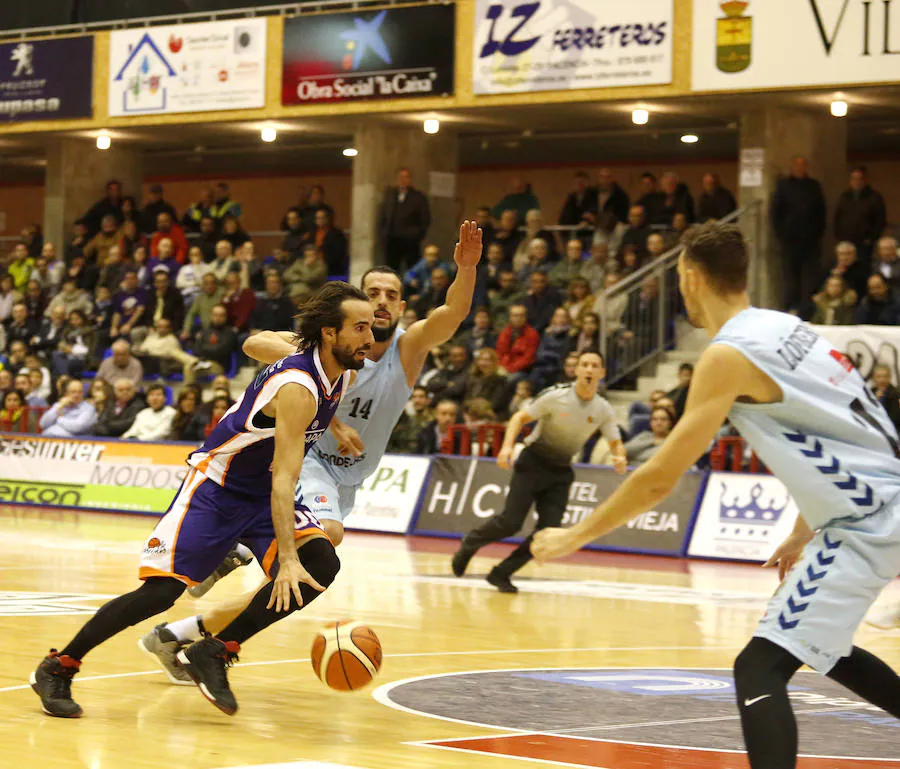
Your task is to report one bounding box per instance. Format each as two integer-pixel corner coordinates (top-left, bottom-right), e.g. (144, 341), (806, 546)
(310, 620), (382, 692)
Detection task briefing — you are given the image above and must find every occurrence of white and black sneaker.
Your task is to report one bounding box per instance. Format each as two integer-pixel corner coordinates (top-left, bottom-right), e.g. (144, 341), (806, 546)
(177, 636), (240, 716)
(138, 624), (192, 685)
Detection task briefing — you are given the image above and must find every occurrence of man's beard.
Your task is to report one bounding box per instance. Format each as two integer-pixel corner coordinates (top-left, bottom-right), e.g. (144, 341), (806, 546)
(372, 318), (399, 343)
(333, 343), (369, 371)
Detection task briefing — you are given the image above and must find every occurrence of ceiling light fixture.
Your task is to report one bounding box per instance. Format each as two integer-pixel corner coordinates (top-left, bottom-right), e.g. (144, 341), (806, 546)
(260, 125), (277, 143)
(632, 108), (649, 125)
(681, 133), (700, 144)
(830, 99), (848, 117)
(96, 132), (111, 150)
(423, 118), (440, 135)
(342, 147), (358, 158)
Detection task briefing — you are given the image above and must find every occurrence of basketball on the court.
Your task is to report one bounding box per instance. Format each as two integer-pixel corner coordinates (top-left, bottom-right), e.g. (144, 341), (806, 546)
(311, 621), (382, 691)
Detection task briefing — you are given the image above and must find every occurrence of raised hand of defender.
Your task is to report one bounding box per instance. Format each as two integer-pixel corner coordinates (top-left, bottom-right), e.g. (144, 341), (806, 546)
(268, 555), (325, 612)
(453, 220), (483, 269)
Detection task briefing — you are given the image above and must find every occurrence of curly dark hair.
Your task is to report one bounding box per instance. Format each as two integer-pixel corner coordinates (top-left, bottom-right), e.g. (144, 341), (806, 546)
(293, 281), (369, 351)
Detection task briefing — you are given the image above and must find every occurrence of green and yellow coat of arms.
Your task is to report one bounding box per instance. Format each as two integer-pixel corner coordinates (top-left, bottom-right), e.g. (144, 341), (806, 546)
(716, 0), (752, 73)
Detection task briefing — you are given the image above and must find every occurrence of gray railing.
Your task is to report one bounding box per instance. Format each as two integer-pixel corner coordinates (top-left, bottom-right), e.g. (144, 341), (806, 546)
(599, 202), (762, 387)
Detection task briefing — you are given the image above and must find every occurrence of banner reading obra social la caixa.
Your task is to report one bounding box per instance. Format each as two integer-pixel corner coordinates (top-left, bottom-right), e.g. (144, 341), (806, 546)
(0, 434), (192, 514)
(413, 456), (704, 556)
(108, 18), (266, 116)
(473, 0), (673, 95)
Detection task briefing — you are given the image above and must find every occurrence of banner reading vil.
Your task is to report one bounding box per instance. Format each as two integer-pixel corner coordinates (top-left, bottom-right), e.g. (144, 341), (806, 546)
(282, 5), (455, 105)
(0, 434), (192, 514)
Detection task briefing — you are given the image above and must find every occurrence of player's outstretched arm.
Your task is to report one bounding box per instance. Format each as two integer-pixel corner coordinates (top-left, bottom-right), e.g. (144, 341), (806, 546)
(532, 344), (750, 561)
(243, 330), (297, 364)
(269, 383), (326, 612)
(400, 220), (482, 379)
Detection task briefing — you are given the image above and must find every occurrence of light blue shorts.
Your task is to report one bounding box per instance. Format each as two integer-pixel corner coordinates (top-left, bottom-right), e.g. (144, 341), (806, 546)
(755, 502), (900, 672)
(294, 454), (359, 525)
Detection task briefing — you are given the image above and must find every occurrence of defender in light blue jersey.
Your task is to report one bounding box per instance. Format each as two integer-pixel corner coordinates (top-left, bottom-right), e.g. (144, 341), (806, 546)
(532, 222), (900, 769)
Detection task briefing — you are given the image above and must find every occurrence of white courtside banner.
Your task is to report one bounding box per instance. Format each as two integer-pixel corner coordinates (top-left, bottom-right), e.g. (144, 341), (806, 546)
(811, 324), (900, 384)
(108, 19), (266, 116)
(692, 0), (900, 92)
(346, 454), (430, 534)
(472, 0), (673, 94)
(687, 472), (800, 563)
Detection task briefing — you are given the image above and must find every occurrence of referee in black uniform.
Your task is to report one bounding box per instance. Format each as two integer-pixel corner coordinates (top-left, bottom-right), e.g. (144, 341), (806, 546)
(451, 349), (627, 592)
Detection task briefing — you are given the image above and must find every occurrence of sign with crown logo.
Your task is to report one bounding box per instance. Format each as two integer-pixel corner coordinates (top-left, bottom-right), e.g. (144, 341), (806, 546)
(687, 473), (800, 562)
(716, 1), (751, 72)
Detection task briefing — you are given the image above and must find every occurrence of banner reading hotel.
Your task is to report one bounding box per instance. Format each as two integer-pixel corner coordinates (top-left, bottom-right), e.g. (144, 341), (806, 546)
(109, 18), (266, 116)
(282, 5), (455, 105)
(0, 37), (93, 122)
(472, 0), (673, 95)
(692, 0), (900, 91)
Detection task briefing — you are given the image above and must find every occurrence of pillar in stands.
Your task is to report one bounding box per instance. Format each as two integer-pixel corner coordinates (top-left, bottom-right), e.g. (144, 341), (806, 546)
(350, 124), (459, 286)
(44, 138), (144, 253)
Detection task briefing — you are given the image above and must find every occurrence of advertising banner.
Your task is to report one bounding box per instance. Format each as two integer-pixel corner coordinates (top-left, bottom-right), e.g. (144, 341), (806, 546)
(414, 457), (703, 555)
(346, 454), (431, 534)
(109, 18), (266, 116)
(282, 5), (455, 105)
(0, 37), (93, 122)
(472, 0), (672, 95)
(811, 324), (900, 384)
(0, 434), (191, 514)
(687, 472), (800, 563)
(692, 0), (900, 91)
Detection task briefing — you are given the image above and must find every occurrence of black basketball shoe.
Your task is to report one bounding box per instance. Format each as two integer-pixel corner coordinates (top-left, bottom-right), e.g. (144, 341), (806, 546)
(486, 568), (519, 594)
(30, 650), (82, 718)
(176, 636), (240, 716)
(451, 545), (476, 577)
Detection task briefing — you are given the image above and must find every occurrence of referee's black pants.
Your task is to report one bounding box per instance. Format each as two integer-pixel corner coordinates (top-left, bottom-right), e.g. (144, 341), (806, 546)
(460, 447), (574, 577)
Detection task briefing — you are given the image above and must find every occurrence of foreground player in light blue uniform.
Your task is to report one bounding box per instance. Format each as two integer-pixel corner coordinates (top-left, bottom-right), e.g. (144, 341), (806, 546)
(141, 221), (483, 676)
(533, 221), (900, 769)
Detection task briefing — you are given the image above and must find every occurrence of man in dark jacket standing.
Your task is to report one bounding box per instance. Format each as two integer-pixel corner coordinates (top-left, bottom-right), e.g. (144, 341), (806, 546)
(249, 273), (295, 333)
(378, 168), (431, 274)
(833, 166), (886, 268)
(697, 173), (737, 221)
(771, 156), (827, 313)
(558, 171), (598, 240)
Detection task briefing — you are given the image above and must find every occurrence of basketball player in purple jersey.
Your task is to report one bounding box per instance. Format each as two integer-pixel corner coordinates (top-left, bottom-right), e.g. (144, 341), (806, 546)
(31, 282), (374, 718)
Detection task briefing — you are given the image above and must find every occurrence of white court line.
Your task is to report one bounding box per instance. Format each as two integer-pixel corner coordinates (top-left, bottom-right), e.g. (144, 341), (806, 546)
(0, 646), (738, 695)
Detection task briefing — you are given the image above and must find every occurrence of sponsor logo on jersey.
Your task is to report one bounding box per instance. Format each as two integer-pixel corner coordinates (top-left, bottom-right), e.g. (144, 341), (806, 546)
(143, 537), (167, 555)
(315, 495), (328, 504)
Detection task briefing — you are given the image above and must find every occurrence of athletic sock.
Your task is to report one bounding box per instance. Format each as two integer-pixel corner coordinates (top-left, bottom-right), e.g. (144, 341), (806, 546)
(165, 615), (206, 643)
(827, 646), (900, 717)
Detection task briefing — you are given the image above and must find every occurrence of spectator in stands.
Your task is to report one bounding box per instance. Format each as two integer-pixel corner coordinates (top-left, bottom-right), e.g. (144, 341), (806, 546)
(250, 273), (295, 333)
(595, 167), (631, 223)
(195, 217), (218, 263)
(627, 389), (666, 437)
(646, 232), (667, 261)
(31, 304), (67, 356)
(236, 241), (265, 293)
(110, 270), (146, 342)
(820, 241), (868, 300)
(482, 242), (510, 293)
(45, 276), (92, 319)
(52, 309), (96, 377)
(871, 364), (900, 430)
(488, 270), (525, 331)
(516, 209), (558, 265)
(563, 276), (594, 329)
(625, 406), (674, 463)
(509, 379), (534, 414)
(139, 184), (178, 236)
(221, 215), (250, 252)
(399, 308), (418, 331)
(5, 301), (35, 347)
(120, 197), (138, 226)
(284, 244), (327, 302)
(666, 362), (694, 419)
(93, 284), (114, 341)
(181, 273), (223, 340)
(462, 398), (499, 455)
(0, 369), (11, 400)
(198, 395), (231, 438)
(491, 177), (539, 225)
(697, 173), (737, 221)
(65, 252), (99, 293)
(548, 239), (585, 290)
(771, 155), (827, 312)
(93, 378), (144, 437)
(497, 303), (539, 378)
(559, 171), (599, 239)
(426, 344), (471, 405)
(83, 180), (124, 235)
(150, 212), (189, 263)
(310, 208), (349, 275)
(516, 238), (551, 282)
(854, 273), (900, 325)
(21, 224), (42, 259)
(529, 307), (573, 392)
(97, 245), (129, 295)
(15, 371), (46, 408)
(8, 243), (34, 290)
(296, 185), (334, 234)
(209, 240), (237, 282)
(222, 268), (256, 334)
(404, 244), (449, 298)
(580, 241), (610, 294)
(148, 237), (181, 281)
(132, 245), (152, 288)
(176, 246), (210, 306)
(97, 339), (143, 389)
(593, 211), (627, 257)
(32, 253), (60, 296)
(811, 276), (856, 326)
(282, 207), (306, 260)
(493, 209), (524, 265)
(388, 386), (433, 454)
(39, 378), (96, 437)
(833, 166), (885, 267)
(84, 214), (122, 267)
(210, 182), (242, 226)
(456, 307), (497, 356)
(619, 244), (641, 277)
(475, 206), (496, 247)
(139, 268), (185, 341)
(122, 384), (176, 441)
(416, 398), (459, 454)
(636, 172), (663, 224)
(671, 212), (691, 244)
(415, 267), (451, 317)
(169, 388), (201, 441)
(465, 347), (508, 416)
(620, 205), (650, 258)
(264, 246), (293, 280)
(182, 188), (214, 233)
(655, 171), (695, 225)
(133, 317), (201, 379)
(378, 168), (431, 273)
(573, 311), (600, 355)
(67, 220), (90, 262)
(87, 378), (113, 414)
(21, 281), (45, 323)
(0, 389), (38, 433)
(25, 367), (49, 404)
(2, 339), (28, 376)
(874, 236), (900, 291)
(523, 270), (563, 333)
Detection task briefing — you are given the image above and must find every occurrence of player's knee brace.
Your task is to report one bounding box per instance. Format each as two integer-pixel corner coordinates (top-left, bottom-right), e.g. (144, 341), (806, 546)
(734, 637), (801, 692)
(297, 536), (341, 589)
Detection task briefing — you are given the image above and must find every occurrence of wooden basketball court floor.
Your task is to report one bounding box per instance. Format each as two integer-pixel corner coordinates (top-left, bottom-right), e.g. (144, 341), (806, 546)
(0, 505), (898, 769)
